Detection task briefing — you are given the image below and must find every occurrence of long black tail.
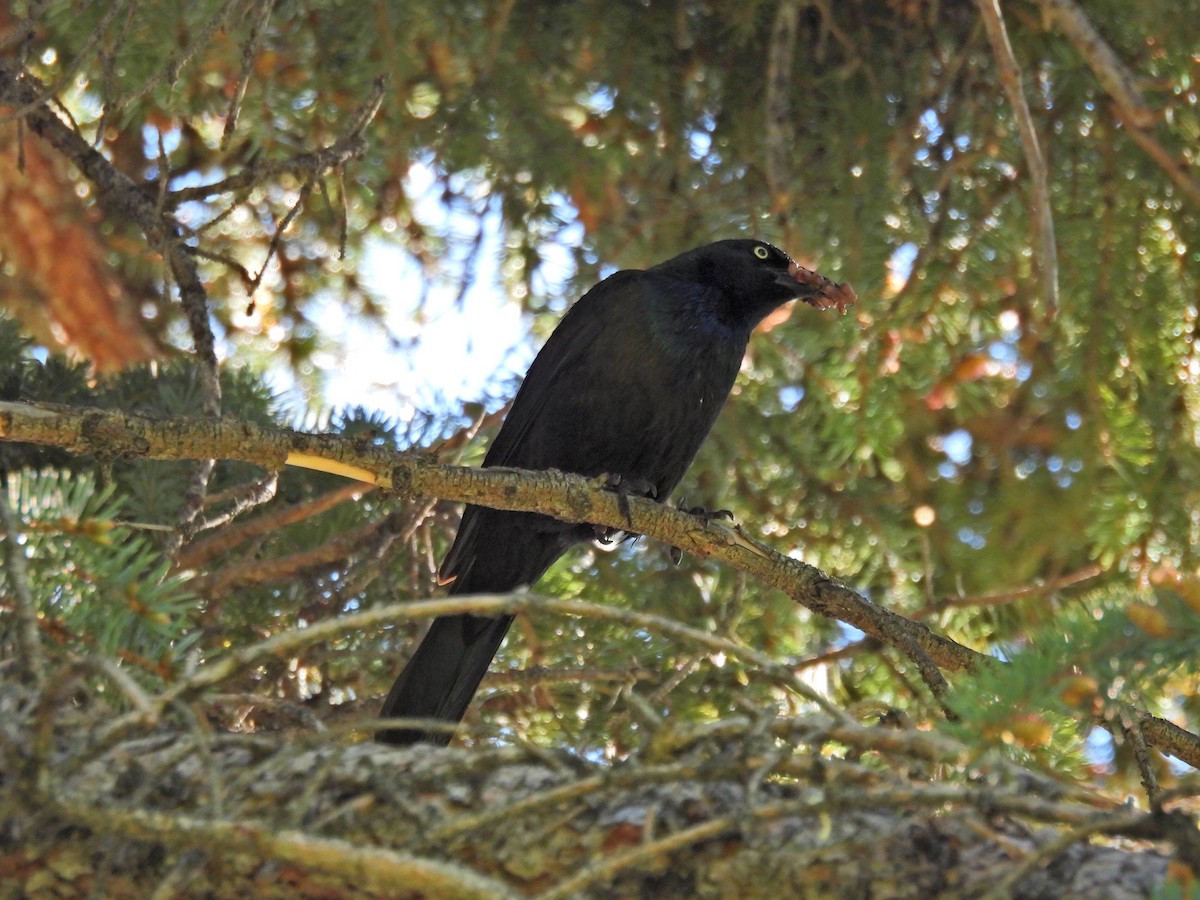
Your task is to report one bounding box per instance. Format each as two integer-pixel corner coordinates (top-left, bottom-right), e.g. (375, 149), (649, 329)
(376, 611), (514, 746)
(376, 508), (590, 746)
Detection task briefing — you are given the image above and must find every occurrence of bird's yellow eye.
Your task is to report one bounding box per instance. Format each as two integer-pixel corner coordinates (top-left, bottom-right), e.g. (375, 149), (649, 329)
(753, 246), (770, 259)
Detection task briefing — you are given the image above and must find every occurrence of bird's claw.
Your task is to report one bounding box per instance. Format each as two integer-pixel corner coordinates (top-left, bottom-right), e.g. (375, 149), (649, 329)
(667, 499), (735, 565)
(676, 496), (735, 525)
(602, 474), (658, 527)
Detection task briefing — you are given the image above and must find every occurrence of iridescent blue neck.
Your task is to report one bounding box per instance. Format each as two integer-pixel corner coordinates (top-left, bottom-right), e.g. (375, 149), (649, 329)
(644, 274), (750, 359)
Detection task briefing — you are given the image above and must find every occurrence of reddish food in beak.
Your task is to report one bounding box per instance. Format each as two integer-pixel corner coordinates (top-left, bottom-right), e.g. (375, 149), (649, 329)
(788, 259), (857, 314)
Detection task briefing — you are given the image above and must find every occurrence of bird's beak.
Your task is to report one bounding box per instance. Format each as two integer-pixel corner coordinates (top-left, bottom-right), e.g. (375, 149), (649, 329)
(779, 260), (857, 314)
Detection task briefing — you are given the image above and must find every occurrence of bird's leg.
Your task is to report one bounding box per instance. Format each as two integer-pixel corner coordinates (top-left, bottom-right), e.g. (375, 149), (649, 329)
(601, 474), (658, 526)
(591, 474), (657, 544)
(669, 497), (736, 565)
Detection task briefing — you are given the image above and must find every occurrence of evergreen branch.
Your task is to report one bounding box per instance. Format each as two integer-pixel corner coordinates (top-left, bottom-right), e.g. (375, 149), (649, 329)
(86, 592), (850, 751)
(53, 801), (522, 900)
(0, 68), (219, 406)
(3, 398), (1198, 769)
(0, 398), (980, 677)
(177, 481), (367, 570)
(189, 506), (402, 595)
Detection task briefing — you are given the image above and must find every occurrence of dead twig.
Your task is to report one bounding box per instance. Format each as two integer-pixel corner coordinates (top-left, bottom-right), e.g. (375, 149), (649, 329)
(975, 0), (1060, 318)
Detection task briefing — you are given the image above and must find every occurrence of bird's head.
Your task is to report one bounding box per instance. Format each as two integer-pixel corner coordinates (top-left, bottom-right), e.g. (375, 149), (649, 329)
(652, 239), (855, 332)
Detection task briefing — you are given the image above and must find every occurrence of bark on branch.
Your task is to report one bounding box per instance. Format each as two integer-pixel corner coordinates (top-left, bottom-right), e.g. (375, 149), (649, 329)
(0, 678), (1176, 899)
(2, 397), (1198, 770)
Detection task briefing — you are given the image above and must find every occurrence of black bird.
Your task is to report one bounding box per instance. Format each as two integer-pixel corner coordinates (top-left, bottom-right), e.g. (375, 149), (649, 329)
(378, 239), (854, 745)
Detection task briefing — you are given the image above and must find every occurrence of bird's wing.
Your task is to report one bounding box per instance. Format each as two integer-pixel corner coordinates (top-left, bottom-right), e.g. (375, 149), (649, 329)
(480, 268), (642, 469)
(439, 269), (643, 585)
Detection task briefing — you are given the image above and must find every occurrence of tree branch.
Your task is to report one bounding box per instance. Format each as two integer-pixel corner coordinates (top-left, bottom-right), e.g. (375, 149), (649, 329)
(1033, 0), (1156, 129)
(0, 398), (980, 676)
(1112, 105), (1200, 207)
(1, 707), (1175, 897)
(176, 480), (368, 570)
(56, 801), (522, 900)
(2, 397), (1198, 769)
(975, 0), (1060, 318)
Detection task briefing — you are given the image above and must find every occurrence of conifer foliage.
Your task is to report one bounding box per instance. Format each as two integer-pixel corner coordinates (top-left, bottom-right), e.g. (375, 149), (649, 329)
(1, 2), (1199, 895)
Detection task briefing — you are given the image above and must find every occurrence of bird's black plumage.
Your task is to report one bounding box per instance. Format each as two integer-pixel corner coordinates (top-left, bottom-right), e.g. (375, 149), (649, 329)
(377, 239), (851, 746)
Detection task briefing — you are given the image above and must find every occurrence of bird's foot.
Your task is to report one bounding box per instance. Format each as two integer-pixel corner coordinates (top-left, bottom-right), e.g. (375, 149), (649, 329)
(669, 498), (735, 565)
(590, 474), (656, 545)
(676, 496), (735, 525)
(593, 523), (616, 544)
(600, 474), (658, 527)
(593, 522), (644, 546)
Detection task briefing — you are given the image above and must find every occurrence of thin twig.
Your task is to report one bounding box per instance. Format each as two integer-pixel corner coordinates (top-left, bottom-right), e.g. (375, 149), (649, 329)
(1033, 0), (1155, 128)
(0, 0), (133, 124)
(175, 460), (218, 551)
(979, 808), (1150, 900)
(165, 77), (384, 206)
(537, 815), (735, 900)
(252, 177), (316, 289)
(1113, 105), (1200, 208)
(975, 0), (1060, 318)
(190, 505), (402, 595)
(936, 563), (1107, 611)
(196, 471), (278, 532)
(53, 802), (523, 900)
(1121, 709), (1164, 810)
(183, 245), (255, 285)
(176, 481), (367, 570)
(166, 135), (372, 206)
(220, 0), (273, 150)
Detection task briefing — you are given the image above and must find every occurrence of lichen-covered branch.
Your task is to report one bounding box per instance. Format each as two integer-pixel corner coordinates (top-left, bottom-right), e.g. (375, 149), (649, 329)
(0, 397), (979, 679)
(0, 678), (1175, 899)
(2, 397), (1198, 770)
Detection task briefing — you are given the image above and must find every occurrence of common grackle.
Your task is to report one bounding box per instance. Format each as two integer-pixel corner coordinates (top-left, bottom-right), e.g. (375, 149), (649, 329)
(378, 239), (854, 746)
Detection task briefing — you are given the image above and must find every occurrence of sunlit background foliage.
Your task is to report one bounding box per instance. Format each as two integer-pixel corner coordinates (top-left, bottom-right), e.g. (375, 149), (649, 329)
(1, 0), (1198, 777)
